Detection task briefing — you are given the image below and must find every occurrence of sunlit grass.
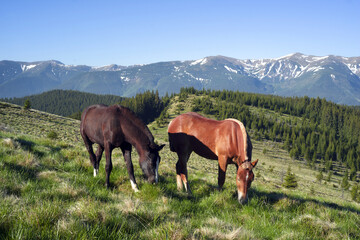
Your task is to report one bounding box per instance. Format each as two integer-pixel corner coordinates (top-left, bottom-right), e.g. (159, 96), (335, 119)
(1, 100), (360, 239)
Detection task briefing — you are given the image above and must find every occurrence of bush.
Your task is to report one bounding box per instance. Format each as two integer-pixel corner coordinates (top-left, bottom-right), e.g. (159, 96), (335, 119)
(24, 99), (31, 110)
(47, 131), (58, 140)
(316, 171), (323, 183)
(351, 184), (360, 202)
(283, 166), (298, 189)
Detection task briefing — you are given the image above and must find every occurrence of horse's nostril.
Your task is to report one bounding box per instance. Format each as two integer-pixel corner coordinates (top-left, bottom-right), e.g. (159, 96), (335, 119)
(148, 176), (156, 184)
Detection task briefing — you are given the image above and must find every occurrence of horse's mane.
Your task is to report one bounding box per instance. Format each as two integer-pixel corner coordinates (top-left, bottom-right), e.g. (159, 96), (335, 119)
(117, 105), (155, 145)
(226, 118), (251, 161)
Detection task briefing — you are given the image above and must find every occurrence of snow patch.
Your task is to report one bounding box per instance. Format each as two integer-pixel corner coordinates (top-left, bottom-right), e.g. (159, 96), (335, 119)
(121, 76), (131, 82)
(312, 56), (329, 61)
(21, 64), (37, 72)
(224, 65), (238, 74)
(307, 66), (325, 72)
(346, 63), (359, 75)
(190, 58), (208, 66)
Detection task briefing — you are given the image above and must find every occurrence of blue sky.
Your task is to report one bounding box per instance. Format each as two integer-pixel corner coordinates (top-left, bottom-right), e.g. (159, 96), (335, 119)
(1, 0), (359, 66)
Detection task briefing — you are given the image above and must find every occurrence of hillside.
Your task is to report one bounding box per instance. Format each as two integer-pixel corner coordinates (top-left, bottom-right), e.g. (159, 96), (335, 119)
(1, 53), (360, 105)
(2, 89), (166, 124)
(3, 88), (360, 178)
(2, 89), (125, 118)
(0, 99), (359, 239)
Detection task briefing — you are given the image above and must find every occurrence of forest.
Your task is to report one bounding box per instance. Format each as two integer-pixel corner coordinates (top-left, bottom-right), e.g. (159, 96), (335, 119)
(3, 90), (125, 118)
(2, 89), (167, 124)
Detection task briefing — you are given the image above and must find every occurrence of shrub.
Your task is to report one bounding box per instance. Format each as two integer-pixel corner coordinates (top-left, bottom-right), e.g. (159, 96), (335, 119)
(263, 148), (268, 154)
(283, 166), (298, 189)
(24, 99), (31, 110)
(316, 171), (323, 183)
(47, 131), (58, 140)
(351, 184), (360, 202)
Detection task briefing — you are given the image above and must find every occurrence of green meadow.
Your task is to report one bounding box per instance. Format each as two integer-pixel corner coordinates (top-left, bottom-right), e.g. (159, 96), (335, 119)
(0, 100), (359, 239)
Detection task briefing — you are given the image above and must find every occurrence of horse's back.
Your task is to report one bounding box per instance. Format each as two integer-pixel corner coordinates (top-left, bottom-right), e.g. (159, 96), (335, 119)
(81, 104), (123, 146)
(168, 113), (226, 159)
(168, 113), (249, 161)
(168, 112), (218, 134)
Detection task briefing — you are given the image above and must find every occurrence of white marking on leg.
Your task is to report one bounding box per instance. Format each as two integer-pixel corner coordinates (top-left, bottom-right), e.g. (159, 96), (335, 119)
(93, 168), (99, 177)
(184, 182), (188, 192)
(246, 172), (249, 181)
(176, 175), (183, 190)
(130, 180), (139, 192)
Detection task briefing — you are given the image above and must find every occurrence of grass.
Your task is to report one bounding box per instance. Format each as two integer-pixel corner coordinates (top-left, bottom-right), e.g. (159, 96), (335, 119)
(0, 100), (360, 239)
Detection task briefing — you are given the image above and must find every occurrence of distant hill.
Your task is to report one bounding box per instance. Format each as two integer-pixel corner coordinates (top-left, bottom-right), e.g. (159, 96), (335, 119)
(2, 90), (124, 117)
(1, 53), (360, 105)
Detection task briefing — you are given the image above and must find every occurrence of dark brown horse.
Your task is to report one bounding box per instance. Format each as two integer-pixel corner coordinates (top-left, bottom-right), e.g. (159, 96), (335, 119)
(168, 112), (258, 203)
(80, 104), (164, 191)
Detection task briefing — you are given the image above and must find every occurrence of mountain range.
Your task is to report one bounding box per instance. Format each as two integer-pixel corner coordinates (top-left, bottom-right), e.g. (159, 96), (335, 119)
(1, 53), (360, 105)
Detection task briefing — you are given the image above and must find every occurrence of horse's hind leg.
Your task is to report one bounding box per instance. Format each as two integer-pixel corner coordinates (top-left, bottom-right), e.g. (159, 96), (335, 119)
(104, 142), (113, 188)
(82, 135), (97, 176)
(176, 152), (192, 194)
(94, 145), (104, 177)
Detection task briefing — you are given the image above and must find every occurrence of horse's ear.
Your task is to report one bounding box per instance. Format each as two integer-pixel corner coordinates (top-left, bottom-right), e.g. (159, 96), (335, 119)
(157, 144), (165, 151)
(251, 159), (258, 168)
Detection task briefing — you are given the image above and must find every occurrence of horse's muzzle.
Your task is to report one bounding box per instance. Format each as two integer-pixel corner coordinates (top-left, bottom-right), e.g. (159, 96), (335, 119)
(238, 190), (248, 204)
(148, 175), (157, 184)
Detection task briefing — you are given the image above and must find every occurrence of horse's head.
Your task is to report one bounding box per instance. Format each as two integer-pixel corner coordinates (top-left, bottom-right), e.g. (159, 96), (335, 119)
(236, 159), (258, 204)
(141, 143), (165, 184)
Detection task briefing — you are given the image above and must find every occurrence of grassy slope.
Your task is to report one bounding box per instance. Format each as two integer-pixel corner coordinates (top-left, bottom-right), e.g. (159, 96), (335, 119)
(0, 100), (359, 239)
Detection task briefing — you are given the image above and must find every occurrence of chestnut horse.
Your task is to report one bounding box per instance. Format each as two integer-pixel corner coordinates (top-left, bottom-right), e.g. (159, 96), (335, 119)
(168, 112), (258, 203)
(80, 104), (164, 192)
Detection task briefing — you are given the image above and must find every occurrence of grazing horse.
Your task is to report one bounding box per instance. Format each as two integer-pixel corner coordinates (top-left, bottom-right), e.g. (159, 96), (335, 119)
(80, 104), (164, 192)
(168, 112), (258, 203)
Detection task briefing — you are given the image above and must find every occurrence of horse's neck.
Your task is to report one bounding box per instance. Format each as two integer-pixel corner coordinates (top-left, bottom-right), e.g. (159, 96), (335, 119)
(131, 137), (150, 159)
(124, 120), (153, 158)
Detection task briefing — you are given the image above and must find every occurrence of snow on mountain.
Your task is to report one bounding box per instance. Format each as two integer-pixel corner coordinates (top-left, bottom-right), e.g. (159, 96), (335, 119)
(190, 58), (208, 66)
(233, 53), (360, 82)
(1, 53), (360, 105)
(21, 64), (37, 72)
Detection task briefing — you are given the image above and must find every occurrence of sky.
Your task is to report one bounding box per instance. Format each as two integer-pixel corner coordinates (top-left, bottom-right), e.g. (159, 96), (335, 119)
(1, 0), (359, 67)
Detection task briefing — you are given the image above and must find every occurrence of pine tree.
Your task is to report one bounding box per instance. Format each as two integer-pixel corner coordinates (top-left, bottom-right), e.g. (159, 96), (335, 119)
(316, 171), (323, 183)
(351, 184), (360, 202)
(283, 166), (298, 189)
(24, 99), (31, 110)
(341, 170), (350, 191)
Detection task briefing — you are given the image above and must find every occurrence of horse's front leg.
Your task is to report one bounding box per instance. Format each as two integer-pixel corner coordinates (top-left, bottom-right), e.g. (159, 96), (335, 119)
(104, 142), (113, 188)
(176, 152), (192, 194)
(121, 143), (139, 192)
(218, 156), (228, 190)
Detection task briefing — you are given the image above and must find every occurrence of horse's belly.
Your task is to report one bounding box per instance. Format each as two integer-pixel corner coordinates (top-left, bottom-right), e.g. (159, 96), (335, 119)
(190, 136), (218, 160)
(193, 147), (218, 160)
